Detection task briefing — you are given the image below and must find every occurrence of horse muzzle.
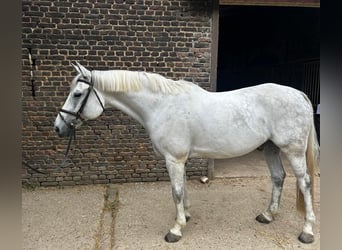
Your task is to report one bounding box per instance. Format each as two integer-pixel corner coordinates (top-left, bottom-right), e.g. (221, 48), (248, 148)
(54, 124), (72, 137)
(54, 119), (83, 137)
(55, 111), (84, 137)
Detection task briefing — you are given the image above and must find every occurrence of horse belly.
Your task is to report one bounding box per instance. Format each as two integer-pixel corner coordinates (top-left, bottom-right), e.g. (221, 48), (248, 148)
(190, 135), (267, 159)
(189, 116), (269, 159)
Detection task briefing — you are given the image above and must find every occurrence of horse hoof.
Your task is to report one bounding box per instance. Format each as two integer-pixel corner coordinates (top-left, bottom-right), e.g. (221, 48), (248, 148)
(256, 214), (272, 224)
(186, 215), (191, 222)
(164, 232), (181, 243)
(298, 232), (314, 244)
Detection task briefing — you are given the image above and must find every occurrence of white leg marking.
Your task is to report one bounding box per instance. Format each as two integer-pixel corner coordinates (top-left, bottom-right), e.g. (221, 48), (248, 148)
(261, 210), (274, 222)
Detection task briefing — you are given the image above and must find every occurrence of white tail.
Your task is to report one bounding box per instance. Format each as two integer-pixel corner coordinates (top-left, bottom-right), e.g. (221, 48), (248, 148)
(296, 113), (319, 213)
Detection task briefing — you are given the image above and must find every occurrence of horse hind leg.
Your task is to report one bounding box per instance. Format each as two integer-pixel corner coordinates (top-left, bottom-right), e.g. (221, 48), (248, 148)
(285, 151), (316, 244)
(256, 141), (286, 224)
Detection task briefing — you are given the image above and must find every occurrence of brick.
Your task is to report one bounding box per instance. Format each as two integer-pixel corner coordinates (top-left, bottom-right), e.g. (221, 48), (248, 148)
(41, 182), (58, 186)
(94, 180), (109, 184)
(45, 12), (65, 18)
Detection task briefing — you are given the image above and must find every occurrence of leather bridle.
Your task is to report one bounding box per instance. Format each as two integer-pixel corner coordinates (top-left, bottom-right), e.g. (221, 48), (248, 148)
(57, 76), (105, 168)
(58, 77), (105, 129)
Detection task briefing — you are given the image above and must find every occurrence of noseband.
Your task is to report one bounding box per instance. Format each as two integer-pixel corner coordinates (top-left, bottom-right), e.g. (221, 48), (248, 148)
(58, 78), (105, 129)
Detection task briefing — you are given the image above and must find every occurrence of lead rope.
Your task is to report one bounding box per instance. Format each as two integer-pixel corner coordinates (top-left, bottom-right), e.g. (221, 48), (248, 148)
(22, 161), (47, 175)
(23, 128), (76, 175)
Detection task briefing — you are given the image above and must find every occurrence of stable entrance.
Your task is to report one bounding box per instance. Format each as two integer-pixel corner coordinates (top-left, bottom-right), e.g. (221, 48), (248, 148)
(210, 2), (320, 178)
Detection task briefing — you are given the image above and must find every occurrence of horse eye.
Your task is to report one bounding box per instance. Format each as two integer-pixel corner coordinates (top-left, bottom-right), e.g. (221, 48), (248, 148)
(73, 92), (82, 98)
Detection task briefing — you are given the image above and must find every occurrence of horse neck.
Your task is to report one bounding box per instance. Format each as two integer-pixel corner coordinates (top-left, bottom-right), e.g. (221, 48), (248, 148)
(92, 70), (191, 128)
(100, 87), (163, 128)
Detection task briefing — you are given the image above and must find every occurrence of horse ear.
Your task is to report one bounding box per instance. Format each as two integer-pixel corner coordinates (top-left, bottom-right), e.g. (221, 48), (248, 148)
(75, 61), (91, 79)
(71, 62), (81, 74)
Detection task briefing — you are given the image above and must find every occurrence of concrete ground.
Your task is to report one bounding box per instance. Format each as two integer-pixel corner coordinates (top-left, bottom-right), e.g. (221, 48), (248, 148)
(22, 150), (320, 249)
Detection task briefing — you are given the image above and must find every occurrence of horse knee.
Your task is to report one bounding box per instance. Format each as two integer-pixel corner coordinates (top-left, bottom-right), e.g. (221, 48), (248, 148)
(172, 186), (184, 204)
(272, 173), (285, 188)
(297, 171), (312, 191)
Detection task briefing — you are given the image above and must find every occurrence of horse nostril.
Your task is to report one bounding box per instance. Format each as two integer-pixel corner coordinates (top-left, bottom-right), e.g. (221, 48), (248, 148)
(55, 126), (60, 133)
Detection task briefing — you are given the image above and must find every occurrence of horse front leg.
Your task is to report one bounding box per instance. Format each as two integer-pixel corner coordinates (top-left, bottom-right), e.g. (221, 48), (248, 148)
(164, 157), (187, 243)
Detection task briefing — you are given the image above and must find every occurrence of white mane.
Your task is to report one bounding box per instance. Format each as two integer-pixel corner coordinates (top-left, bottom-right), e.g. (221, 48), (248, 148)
(92, 70), (192, 95)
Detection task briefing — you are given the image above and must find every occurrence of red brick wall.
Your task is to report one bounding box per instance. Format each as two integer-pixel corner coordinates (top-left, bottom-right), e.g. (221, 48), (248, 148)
(22, 0), (214, 186)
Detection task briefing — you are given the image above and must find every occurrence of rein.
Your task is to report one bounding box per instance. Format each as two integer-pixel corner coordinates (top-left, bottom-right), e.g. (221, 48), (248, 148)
(56, 126), (76, 170)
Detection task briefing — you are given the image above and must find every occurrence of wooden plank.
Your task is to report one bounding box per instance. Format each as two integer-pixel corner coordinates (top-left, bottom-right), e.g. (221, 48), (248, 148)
(219, 0), (320, 7)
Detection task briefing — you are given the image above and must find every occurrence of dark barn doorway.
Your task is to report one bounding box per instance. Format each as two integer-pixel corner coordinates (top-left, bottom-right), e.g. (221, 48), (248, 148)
(217, 6), (320, 104)
(212, 5), (320, 179)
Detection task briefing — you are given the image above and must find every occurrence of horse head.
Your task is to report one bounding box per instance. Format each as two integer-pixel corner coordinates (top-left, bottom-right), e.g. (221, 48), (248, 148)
(54, 62), (105, 137)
